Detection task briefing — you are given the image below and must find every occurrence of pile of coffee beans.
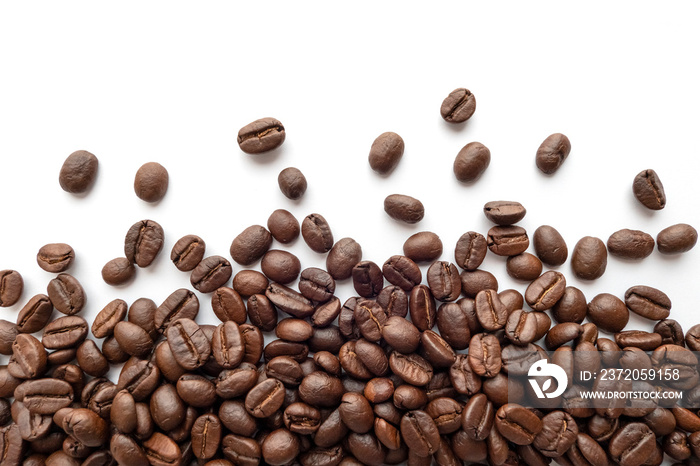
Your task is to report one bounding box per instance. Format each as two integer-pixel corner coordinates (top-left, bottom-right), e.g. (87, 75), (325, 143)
(1, 91), (699, 466)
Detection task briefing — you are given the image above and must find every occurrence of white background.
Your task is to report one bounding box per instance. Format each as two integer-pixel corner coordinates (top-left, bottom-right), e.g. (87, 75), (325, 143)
(1, 1), (700, 462)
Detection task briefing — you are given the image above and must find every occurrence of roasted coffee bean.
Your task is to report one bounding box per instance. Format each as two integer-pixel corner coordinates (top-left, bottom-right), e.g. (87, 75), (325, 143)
(608, 422), (656, 466)
(363, 377), (393, 403)
(76, 340), (109, 377)
(533, 411), (577, 457)
(275, 167), (307, 200)
(190, 255), (232, 293)
(244, 293), (275, 332)
(266, 282), (314, 318)
(166, 318), (210, 370)
(154, 288), (199, 333)
(380, 256), (420, 293)
(436, 303), (471, 350)
(389, 352), (433, 386)
(310, 297), (341, 327)
(381, 316), (420, 353)
(657, 223), (698, 254)
(368, 132), (404, 175)
(149, 384), (186, 431)
(354, 299), (387, 341)
(545, 322), (581, 349)
(283, 402), (322, 436)
(655, 319), (685, 347)
(326, 238), (363, 281)
(551, 286), (587, 324)
(504, 310), (539, 346)
(453, 142), (490, 182)
(36, 243), (75, 273)
(616, 330), (662, 351)
(309, 325), (344, 353)
(90, 299), (127, 339)
(266, 356), (304, 386)
(215, 364), (257, 400)
(409, 285), (436, 331)
(46, 273), (85, 316)
(62, 408), (109, 447)
(133, 162), (168, 203)
(211, 321), (244, 369)
(487, 226), (529, 256)
(113, 321), (153, 358)
(230, 272), (267, 300)
(587, 293), (629, 333)
(384, 194), (424, 224)
(110, 432), (148, 466)
(663, 430), (691, 461)
(403, 231), (442, 262)
(262, 428), (300, 465)
(111, 390), (137, 433)
(577, 322), (599, 345)
(261, 250), (301, 285)
(116, 359), (160, 402)
(461, 393), (493, 440)
(460, 269), (498, 298)
(313, 351), (341, 377)
(375, 285), (407, 319)
(501, 343), (542, 375)
(15, 378), (73, 414)
(0, 270), (23, 308)
(632, 168), (666, 210)
(240, 324), (263, 364)
(351, 261), (384, 299)
(16, 403), (52, 442)
(421, 330), (456, 368)
(101, 257), (135, 286)
(532, 225), (568, 266)
(168, 234), (206, 272)
(494, 404), (542, 445)
(124, 220), (164, 268)
(245, 378), (285, 418)
(373, 417), (402, 451)
(426, 261), (461, 302)
(276, 318), (313, 342)
(59, 149), (99, 193)
(468, 333), (501, 377)
(42, 316), (88, 349)
(237, 117), (285, 154)
(298, 267), (335, 303)
(190, 414), (222, 460)
(475, 289), (507, 331)
(354, 339), (388, 376)
(264, 339), (309, 363)
(607, 228), (655, 259)
(499, 289), (523, 314)
(454, 231), (487, 271)
(483, 201), (526, 226)
(209, 287), (245, 324)
(525, 271), (566, 311)
(400, 410), (440, 457)
(142, 432), (182, 466)
(16, 294), (52, 334)
(127, 297), (157, 339)
(219, 400), (256, 437)
(535, 133), (570, 174)
(102, 336), (129, 365)
(505, 253), (542, 281)
(302, 214), (334, 253)
(339, 392), (374, 433)
(222, 433), (262, 465)
(624, 285), (671, 320)
(571, 236), (607, 280)
(425, 397), (462, 434)
(394, 384), (428, 412)
(263, 211), (299, 248)
(440, 87), (476, 123)
(230, 225), (272, 266)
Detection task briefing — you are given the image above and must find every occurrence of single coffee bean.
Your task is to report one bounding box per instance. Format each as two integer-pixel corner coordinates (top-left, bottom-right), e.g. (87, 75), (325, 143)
(42, 316), (88, 349)
(495, 404), (542, 445)
(311, 297), (341, 327)
(632, 168), (666, 210)
(15, 378), (73, 414)
(218, 399), (257, 436)
(36, 243), (75, 273)
(525, 271), (566, 311)
(240, 324), (263, 364)
(353, 299), (387, 342)
(276, 318), (313, 342)
(468, 333), (501, 377)
(364, 377), (394, 403)
(368, 132), (404, 175)
(571, 236), (607, 280)
(608, 422), (656, 466)
(102, 336), (129, 364)
(462, 393), (493, 440)
(302, 214), (334, 253)
(436, 303), (471, 350)
(506, 253), (542, 281)
(384, 194), (424, 224)
(62, 408), (109, 447)
(230, 225), (272, 265)
(113, 321), (153, 358)
(110, 433), (148, 466)
(339, 340), (373, 380)
(460, 269), (498, 298)
(475, 289), (507, 331)
(245, 378), (286, 418)
(551, 286), (587, 323)
(483, 201), (526, 225)
(615, 330), (663, 351)
(607, 228), (655, 259)
(504, 310), (539, 346)
(211, 321), (244, 369)
(571, 433), (608, 466)
(134, 162), (168, 203)
(624, 285), (671, 320)
(0, 270), (23, 308)
(237, 117), (285, 154)
(499, 289), (523, 315)
(389, 352), (433, 386)
(532, 225), (568, 266)
(101, 257), (135, 286)
(400, 410), (440, 457)
(154, 288), (199, 333)
(376, 285), (408, 318)
(381, 316), (420, 353)
(262, 428), (300, 466)
(190, 255), (232, 293)
(587, 293), (629, 333)
(149, 384), (186, 431)
(166, 318), (210, 370)
(577, 322), (599, 345)
(663, 430), (691, 461)
(326, 237), (362, 280)
(501, 343), (542, 375)
(544, 322), (582, 349)
(421, 330), (456, 368)
(278, 167), (307, 200)
(351, 261), (383, 299)
(124, 219), (164, 268)
(47, 273), (85, 315)
(440, 87), (476, 123)
(657, 223), (698, 254)
(532, 411), (577, 457)
(190, 413), (222, 460)
(231, 270), (268, 298)
(221, 433), (262, 465)
(487, 226), (529, 256)
(404, 231), (443, 262)
(339, 392), (374, 433)
(266, 283), (314, 318)
(453, 142), (490, 183)
(216, 364), (257, 400)
(76, 340), (109, 377)
(655, 319), (684, 347)
(374, 417), (401, 451)
(211, 287), (247, 324)
(267, 209), (300, 244)
(170, 235), (206, 272)
(452, 429), (488, 462)
(425, 397), (462, 434)
(59, 150), (98, 193)
(247, 293), (277, 331)
(426, 261), (461, 302)
(127, 297), (157, 339)
(111, 389), (137, 433)
(267, 356), (304, 386)
(16, 294), (53, 334)
(381, 255), (421, 292)
(260, 250), (300, 285)
(355, 339), (389, 376)
(454, 231), (487, 271)
(409, 285), (436, 331)
(535, 133), (571, 174)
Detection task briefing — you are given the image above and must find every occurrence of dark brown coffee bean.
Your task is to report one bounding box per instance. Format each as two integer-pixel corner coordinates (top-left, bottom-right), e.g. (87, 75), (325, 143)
(0, 270), (23, 309)
(571, 236), (607, 280)
(525, 271), (566, 311)
(88, 299), (126, 339)
(296, 268), (334, 303)
(426, 261), (461, 302)
(264, 339), (309, 363)
(101, 257), (135, 286)
(302, 214), (334, 254)
(615, 330), (662, 351)
(663, 430), (690, 461)
(42, 316), (88, 349)
(133, 162), (168, 203)
(368, 132), (404, 175)
(267, 356), (304, 386)
(421, 330), (456, 368)
(404, 232), (442, 262)
(441, 88), (476, 123)
(266, 282), (314, 318)
(544, 322), (581, 349)
(273, 319), (310, 343)
(459, 269), (498, 298)
(237, 117), (285, 154)
(657, 223), (698, 254)
(384, 194), (424, 224)
(76, 340), (109, 377)
(339, 392), (374, 433)
(551, 286), (587, 324)
(62, 408), (109, 447)
(587, 293), (629, 333)
(211, 321), (244, 369)
(381, 316), (420, 353)
(190, 413), (222, 460)
(264, 211), (299, 247)
(244, 293), (275, 332)
(309, 297), (340, 328)
(215, 364), (257, 400)
(394, 384), (428, 412)
(379, 256), (419, 293)
(351, 261), (385, 298)
(624, 285), (671, 320)
(499, 289), (523, 315)
(632, 168), (666, 210)
(188, 255), (231, 293)
(230, 225), (272, 266)
(277, 167), (307, 200)
(468, 333), (501, 377)
(149, 384), (186, 431)
(375, 286), (407, 319)
(165, 318), (210, 370)
(495, 404), (542, 445)
(113, 321), (153, 358)
(124, 220), (164, 268)
(389, 352), (433, 386)
(326, 238), (362, 281)
(608, 422), (655, 466)
(110, 433), (148, 466)
(209, 287), (245, 324)
(504, 310), (539, 346)
(532, 225), (568, 266)
(262, 428), (301, 466)
(244, 378), (286, 418)
(424, 397), (462, 435)
(15, 294), (52, 334)
(409, 285), (436, 331)
(607, 228), (655, 259)
(655, 319), (684, 347)
(59, 149), (99, 194)
(222, 433), (261, 465)
(127, 298), (157, 339)
(453, 231), (487, 271)
(46, 273), (85, 316)
(353, 299), (387, 342)
(36, 243), (75, 273)
(354, 339), (388, 376)
(536, 133), (571, 174)
(461, 393), (493, 440)
(339, 340), (373, 380)
(436, 303), (471, 350)
(533, 411), (577, 457)
(483, 201), (526, 225)
(453, 142), (490, 183)
(15, 378), (73, 414)
(154, 288), (199, 333)
(111, 390), (137, 433)
(401, 410), (440, 457)
(229, 272), (266, 300)
(143, 432), (182, 466)
(475, 289), (507, 331)
(260, 249), (301, 285)
(505, 253), (541, 281)
(487, 225), (529, 256)
(167, 234), (205, 272)
(102, 336), (129, 364)
(363, 377), (393, 404)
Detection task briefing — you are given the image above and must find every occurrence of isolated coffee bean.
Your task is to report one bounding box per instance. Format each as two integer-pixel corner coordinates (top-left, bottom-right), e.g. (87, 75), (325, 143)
(607, 229), (655, 259)
(657, 223), (698, 254)
(368, 132), (404, 175)
(632, 168), (666, 210)
(0, 270), (23, 308)
(190, 255), (232, 293)
(506, 253), (542, 281)
(267, 209), (300, 245)
(551, 286), (587, 324)
(47, 273), (85, 315)
(384, 194), (424, 224)
(571, 236), (607, 280)
(278, 167), (307, 200)
(587, 293), (629, 333)
(237, 117), (285, 154)
(453, 142), (490, 182)
(426, 261), (461, 302)
(326, 238), (362, 281)
(535, 133), (570, 174)
(170, 235), (206, 272)
(36, 243), (75, 273)
(230, 225), (272, 265)
(124, 220), (164, 268)
(440, 87), (476, 123)
(483, 201), (526, 225)
(525, 271), (566, 311)
(154, 288), (199, 333)
(302, 214), (334, 253)
(532, 225), (568, 266)
(487, 225), (529, 256)
(134, 162), (168, 203)
(454, 231), (487, 271)
(495, 404), (542, 445)
(404, 231), (442, 262)
(16, 294), (53, 334)
(42, 316), (88, 349)
(59, 150), (98, 194)
(624, 285), (671, 320)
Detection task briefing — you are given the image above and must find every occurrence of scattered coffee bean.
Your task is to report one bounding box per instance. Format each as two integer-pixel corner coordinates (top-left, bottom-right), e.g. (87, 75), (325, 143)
(587, 293), (629, 333)
(657, 223), (698, 254)
(302, 213), (334, 253)
(190, 255), (232, 293)
(571, 236), (607, 280)
(487, 225), (529, 256)
(101, 257), (135, 286)
(36, 243), (75, 273)
(261, 250), (301, 285)
(535, 133), (570, 174)
(607, 228), (655, 259)
(170, 234), (206, 271)
(230, 225), (272, 265)
(453, 142), (490, 183)
(237, 117), (285, 154)
(16, 294), (53, 334)
(384, 194), (424, 224)
(403, 231), (442, 262)
(506, 253), (542, 281)
(278, 167), (307, 200)
(624, 285), (671, 320)
(134, 162), (168, 203)
(633, 168), (666, 210)
(368, 132), (404, 175)
(532, 225), (568, 266)
(0, 270), (23, 307)
(440, 88), (476, 123)
(267, 209), (300, 244)
(59, 150), (98, 194)
(124, 219), (165, 268)
(483, 201), (526, 225)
